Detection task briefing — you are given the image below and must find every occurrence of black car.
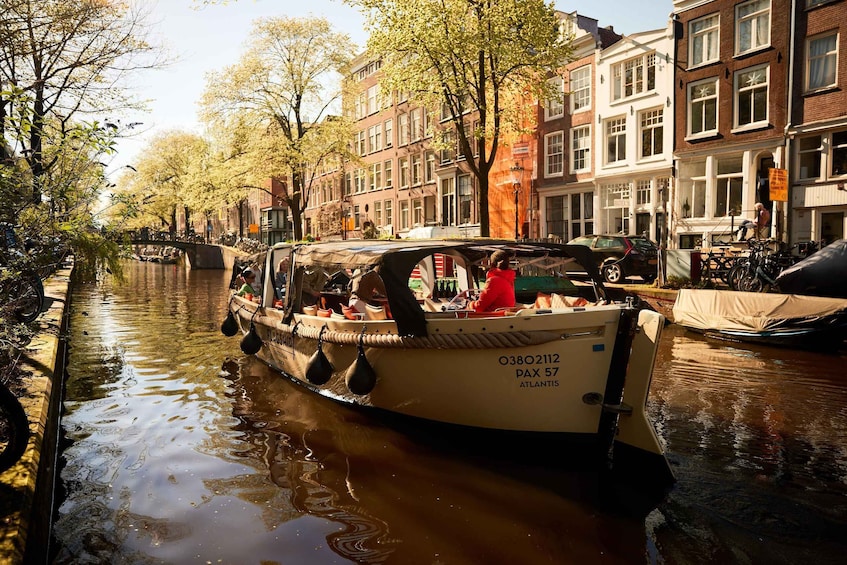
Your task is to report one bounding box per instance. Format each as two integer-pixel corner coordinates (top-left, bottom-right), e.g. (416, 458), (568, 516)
(567, 234), (659, 284)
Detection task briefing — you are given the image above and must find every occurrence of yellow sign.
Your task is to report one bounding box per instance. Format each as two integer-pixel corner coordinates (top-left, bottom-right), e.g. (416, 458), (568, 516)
(248, 223), (259, 234)
(769, 168), (788, 202)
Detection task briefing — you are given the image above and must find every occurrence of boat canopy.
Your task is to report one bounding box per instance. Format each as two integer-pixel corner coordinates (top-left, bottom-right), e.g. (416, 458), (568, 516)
(673, 289), (847, 334)
(286, 239), (605, 337)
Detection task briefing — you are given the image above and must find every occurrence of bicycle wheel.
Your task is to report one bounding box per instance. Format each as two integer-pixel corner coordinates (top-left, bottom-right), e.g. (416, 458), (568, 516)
(0, 383), (30, 472)
(10, 272), (44, 323)
(727, 262), (749, 291)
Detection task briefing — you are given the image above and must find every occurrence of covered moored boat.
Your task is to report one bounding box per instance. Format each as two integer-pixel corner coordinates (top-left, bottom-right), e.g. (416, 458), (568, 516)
(673, 288), (847, 350)
(223, 239), (672, 483)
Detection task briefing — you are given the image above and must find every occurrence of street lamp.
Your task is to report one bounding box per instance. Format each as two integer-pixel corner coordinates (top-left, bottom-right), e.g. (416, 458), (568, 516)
(510, 163), (524, 240)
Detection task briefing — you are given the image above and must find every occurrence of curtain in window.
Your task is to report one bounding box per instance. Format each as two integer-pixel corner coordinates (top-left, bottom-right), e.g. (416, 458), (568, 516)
(809, 35), (836, 90)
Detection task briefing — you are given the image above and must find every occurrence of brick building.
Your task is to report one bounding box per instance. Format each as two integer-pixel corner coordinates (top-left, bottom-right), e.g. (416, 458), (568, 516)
(786, 0), (847, 245)
(672, 0), (791, 249)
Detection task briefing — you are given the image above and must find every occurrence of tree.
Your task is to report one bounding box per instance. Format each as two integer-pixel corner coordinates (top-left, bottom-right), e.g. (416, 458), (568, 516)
(349, 0), (573, 236)
(200, 16), (356, 241)
(0, 0), (163, 202)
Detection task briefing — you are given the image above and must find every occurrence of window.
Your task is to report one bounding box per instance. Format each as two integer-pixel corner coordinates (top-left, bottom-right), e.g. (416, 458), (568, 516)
(605, 118), (626, 165)
(546, 196), (566, 239)
(833, 131), (847, 176)
(366, 85), (379, 115)
(807, 0), (829, 6)
(384, 119), (393, 147)
(571, 126), (590, 172)
(688, 78), (718, 136)
(398, 113), (410, 145)
(600, 183), (631, 234)
(411, 154), (422, 185)
(544, 131), (564, 177)
(356, 131), (366, 155)
(384, 159), (393, 188)
(441, 178), (456, 226)
(734, 65), (768, 128)
(545, 77), (564, 120)
(399, 157), (409, 188)
(570, 66), (591, 113)
(374, 201), (383, 226)
(736, 0), (770, 55)
(344, 172), (352, 196)
(385, 200), (393, 227)
(413, 198), (424, 226)
(370, 163), (381, 191)
(636, 180), (651, 206)
(411, 108), (422, 140)
(612, 53), (656, 101)
(354, 168), (366, 194)
(806, 33), (838, 91)
(368, 124), (381, 153)
(690, 14), (719, 67)
(458, 175), (472, 224)
(639, 108), (663, 158)
(679, 160), (707, 219)
(425, 151), (436, 183)
(797, 135), (822, 180)
(400, 201), (410, 230)
(715, 157), (743, 217)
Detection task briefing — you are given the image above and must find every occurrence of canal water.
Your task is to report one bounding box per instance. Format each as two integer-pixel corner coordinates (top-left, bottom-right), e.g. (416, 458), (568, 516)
(51, 262), (847, 564)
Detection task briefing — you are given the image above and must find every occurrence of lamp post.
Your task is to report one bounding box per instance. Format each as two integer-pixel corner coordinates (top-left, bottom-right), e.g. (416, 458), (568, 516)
(509, 163), (524, 240)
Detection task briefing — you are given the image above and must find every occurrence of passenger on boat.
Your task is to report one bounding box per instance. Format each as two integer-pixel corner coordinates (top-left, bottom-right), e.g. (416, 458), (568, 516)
(348, 269), (387, 313)
(299, 266), (330, 306)
(463, 250), (516, 312)
(274, 257), (290, 298)
(236, 268), (259, 297)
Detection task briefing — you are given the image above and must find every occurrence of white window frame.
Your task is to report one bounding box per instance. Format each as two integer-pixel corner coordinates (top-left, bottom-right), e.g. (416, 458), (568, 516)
(545, 77), (564, 120)
(689, 14), (720, 68)
(411, 154), (422, 186)
(605, 117), (627, 165)
(797, 135), (823, 181)
(411, 108), (422, 141)
(734, 64), (769, 129)
(569, 66), (591, 113)
(398, 113), (410, 145)
(570, 125), (590, 173)
(384, 159), (393, 189)
(370, 163), (381, 191)
(833, 130), (847, 177)
(687, 78), (719, 138)
(399, 157), (409, 188)
(639, 108), (663, 159)
(384, 119), (393, 148)
(735, 0), (771, 56)
(544, 131), (564, 177)
(400, 200), (410, 230)
(806, 32), (838, 92)
(611, 52), (656, 101)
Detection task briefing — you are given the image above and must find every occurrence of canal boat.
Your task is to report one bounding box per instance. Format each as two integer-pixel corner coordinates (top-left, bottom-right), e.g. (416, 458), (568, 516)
(223, 239), (672, 482)
(672, 288), (847, 350)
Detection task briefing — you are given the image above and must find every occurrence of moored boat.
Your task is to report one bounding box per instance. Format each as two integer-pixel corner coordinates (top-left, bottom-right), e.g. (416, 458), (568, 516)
(672, 288), (847, 350)
(223, 239), (672, 482)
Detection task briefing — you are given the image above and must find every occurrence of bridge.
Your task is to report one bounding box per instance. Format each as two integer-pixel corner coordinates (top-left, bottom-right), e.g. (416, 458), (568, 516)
(128, 237), (244, 270)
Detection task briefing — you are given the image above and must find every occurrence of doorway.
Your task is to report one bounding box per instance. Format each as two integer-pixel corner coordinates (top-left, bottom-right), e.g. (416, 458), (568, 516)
(821, 212), (844, 246)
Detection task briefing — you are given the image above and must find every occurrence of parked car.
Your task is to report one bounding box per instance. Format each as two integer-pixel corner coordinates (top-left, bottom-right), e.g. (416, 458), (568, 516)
(567, 234), (659, 284)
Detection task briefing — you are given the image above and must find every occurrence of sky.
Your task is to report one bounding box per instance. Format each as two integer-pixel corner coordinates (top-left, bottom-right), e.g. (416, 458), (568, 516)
(107, 0), (674, 181)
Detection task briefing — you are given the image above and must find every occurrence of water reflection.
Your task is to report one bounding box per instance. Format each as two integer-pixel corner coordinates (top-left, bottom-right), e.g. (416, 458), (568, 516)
(53, 262), (847, 564)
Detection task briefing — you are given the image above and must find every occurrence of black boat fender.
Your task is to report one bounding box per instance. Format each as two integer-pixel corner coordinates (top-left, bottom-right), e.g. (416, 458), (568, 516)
(345, 327), (377, 395)
(306, 325), (334, 385)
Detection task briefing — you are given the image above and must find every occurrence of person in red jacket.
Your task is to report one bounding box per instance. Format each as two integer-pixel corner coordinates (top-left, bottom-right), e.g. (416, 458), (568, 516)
(466, 250), (516, 312)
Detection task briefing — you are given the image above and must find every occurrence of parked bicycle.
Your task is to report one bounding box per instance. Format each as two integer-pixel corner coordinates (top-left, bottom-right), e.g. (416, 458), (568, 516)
(1, 222), (44, 323)
(727, 239), (814, 293)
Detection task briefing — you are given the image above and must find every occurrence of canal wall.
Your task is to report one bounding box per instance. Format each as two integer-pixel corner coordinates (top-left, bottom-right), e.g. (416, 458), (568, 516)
(0, 261), (73, 564)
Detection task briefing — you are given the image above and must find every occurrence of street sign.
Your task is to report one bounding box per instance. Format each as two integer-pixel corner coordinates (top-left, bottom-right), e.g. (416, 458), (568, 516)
(249, 223), (259, 234)
(769, 168), (788, 202)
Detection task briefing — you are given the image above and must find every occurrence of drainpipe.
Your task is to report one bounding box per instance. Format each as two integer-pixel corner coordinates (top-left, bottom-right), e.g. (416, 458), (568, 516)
(783, 0), (797, 245)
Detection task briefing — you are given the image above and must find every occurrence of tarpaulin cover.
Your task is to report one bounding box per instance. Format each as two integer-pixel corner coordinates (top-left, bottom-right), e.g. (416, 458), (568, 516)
(673, 288), (847, 334)
(775, 239), (847, 298)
